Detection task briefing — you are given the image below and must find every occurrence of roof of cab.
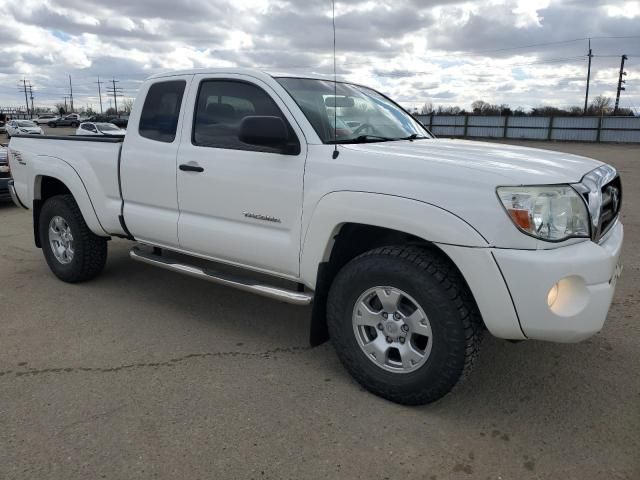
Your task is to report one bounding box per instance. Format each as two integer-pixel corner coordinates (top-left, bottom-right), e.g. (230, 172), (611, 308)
(146, 67), (334, 82)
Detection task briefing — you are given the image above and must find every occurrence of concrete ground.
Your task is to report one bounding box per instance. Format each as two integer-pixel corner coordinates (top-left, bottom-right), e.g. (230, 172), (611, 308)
(0, 140), (638, 479)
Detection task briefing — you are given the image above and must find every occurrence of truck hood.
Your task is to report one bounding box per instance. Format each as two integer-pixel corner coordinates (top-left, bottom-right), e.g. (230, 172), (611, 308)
(343, 138), (602, 184)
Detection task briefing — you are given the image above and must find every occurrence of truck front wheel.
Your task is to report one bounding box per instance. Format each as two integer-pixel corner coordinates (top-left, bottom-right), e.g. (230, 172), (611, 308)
(39, 194), (107, 283)
(327, 246), (483, 405)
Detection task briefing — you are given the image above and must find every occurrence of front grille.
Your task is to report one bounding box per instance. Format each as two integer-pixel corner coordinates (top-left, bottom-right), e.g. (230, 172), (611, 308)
(599, 176), (622, 238)
(573, 165), (621, 242)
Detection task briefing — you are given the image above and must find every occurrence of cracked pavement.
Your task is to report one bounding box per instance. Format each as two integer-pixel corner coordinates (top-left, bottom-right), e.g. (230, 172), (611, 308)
(0, 141), (638, 479)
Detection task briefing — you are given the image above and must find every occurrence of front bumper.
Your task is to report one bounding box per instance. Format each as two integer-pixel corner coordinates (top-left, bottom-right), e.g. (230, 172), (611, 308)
(439, 221), (623, 343)
(493, 221), (623, 342)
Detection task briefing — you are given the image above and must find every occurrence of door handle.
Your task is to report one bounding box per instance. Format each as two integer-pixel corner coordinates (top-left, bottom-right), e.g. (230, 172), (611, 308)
(179, 163), (204, 173)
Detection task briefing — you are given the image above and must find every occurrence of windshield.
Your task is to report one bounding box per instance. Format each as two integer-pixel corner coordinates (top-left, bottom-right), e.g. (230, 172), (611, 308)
(96, 123), (119, 131)
(276, 77), (430, 143)
(17, 121), (37, 127)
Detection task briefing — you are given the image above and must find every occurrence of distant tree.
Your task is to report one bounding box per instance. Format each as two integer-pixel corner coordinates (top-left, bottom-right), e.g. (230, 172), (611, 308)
(420, 102), (434, 115)
(471, 100), (485, 114)
(121, 98), (134, 114)
(437, 105), (462, 115)
(55, 103), (66, 115)
(613, 107), (634, 116)
(471, 100), (503, 115)
(587, 95), (612, 116)
(105, 107), (116, 116)
(530, 106), (569, 117)
(568, 106), (583, 116)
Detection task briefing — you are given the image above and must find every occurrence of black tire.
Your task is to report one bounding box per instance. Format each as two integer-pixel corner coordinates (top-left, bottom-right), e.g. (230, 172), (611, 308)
(39, 194), (107, 283)
(71, 122), (79, 128)
(327, 245), (483, 405)
(48, 122), (56, 128)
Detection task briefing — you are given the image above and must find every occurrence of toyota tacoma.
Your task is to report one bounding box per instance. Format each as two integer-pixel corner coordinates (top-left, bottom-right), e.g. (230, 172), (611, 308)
(7, 69), (623, 404)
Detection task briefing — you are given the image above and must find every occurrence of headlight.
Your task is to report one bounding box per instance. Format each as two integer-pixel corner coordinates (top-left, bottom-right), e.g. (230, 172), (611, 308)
(497, 185), (590, 241)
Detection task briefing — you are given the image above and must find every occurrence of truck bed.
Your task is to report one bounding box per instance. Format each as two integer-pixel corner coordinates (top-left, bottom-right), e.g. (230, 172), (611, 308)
(9, 134), (124, 143)
(8, 135), (126, 236)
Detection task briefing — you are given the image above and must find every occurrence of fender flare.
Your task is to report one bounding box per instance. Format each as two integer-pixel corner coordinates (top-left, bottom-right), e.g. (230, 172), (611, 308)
(32, 155), (108, 239)
(300, 191), (489, 290)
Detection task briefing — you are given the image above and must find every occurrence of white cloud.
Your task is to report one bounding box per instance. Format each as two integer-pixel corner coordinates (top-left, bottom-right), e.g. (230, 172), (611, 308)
(0, 0), (638, 113)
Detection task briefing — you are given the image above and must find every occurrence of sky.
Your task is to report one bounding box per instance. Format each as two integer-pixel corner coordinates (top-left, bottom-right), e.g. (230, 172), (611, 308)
(0, 0), (639, 113)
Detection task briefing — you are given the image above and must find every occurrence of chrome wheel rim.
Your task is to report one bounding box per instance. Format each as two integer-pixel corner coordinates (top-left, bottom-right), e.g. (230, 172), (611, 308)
(48, 216), (74, 264)
(352, 286), (433, 374)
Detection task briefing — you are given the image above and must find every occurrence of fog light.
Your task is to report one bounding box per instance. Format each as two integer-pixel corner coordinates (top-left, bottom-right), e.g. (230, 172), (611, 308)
(547, 283), (559, 307)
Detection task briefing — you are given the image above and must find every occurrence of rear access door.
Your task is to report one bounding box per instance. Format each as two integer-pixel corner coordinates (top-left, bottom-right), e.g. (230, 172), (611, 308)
(120, 75), (192, 248)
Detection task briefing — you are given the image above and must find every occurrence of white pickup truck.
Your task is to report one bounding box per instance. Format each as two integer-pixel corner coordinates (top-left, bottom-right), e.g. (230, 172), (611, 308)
(7, 69), (623, 404)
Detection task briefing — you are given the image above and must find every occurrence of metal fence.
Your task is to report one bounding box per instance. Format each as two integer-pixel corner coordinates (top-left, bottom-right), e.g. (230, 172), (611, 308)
(0, 108), (30, 120)
(416, 114), (640, 143)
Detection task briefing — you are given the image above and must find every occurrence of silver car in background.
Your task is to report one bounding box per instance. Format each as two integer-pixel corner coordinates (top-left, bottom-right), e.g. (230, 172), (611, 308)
(5, 120), (44, 138)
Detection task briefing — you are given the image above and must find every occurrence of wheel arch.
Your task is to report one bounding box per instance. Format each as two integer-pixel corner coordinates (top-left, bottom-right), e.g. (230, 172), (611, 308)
(303, 191), (489, 345)
(32, 160), (107, 247)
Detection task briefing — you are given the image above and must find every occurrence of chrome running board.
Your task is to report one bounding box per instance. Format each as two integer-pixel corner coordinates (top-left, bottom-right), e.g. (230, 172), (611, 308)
(129, 246), (313, 306)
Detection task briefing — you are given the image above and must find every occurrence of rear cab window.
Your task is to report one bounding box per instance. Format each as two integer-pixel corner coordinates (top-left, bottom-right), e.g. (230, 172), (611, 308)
(139, 80), (186, 143)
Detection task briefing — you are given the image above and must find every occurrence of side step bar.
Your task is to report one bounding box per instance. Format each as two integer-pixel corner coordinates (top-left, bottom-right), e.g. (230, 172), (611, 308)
(129, 246), (314, 306)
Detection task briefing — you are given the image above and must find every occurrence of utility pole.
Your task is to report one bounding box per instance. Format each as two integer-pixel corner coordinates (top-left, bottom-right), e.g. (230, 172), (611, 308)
(614, 54), (628, 115)
(63, 96), (69, 113)
(95, 77), (104, 114)
(584, 38), (593, 114)
(68, 75), (75, 112)
(19, 79), (30, 117)
(108, 79), (123, 116)
(28, 83), (35, 116)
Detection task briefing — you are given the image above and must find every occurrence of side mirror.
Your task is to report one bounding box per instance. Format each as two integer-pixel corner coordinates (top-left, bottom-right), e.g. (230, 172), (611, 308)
(238, 116), (288, 148)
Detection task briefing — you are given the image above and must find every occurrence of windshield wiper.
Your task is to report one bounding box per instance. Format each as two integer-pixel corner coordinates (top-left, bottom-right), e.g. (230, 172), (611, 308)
(328, 134), (393, 144)
(397, 134), (429, 141)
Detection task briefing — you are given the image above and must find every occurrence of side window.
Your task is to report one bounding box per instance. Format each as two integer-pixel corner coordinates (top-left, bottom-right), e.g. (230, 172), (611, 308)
(192, 80), (298, 154)
(139, 80), (186, 143)
(81, 124), (92, 131)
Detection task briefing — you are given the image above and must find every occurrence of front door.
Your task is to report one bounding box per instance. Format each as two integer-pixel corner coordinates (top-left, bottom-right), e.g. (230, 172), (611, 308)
(176, 74), (307, 278)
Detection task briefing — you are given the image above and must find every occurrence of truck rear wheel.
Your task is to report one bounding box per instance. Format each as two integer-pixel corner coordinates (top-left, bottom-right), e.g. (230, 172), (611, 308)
(39, 194), (107, 283)
(326, 246), (483, 405)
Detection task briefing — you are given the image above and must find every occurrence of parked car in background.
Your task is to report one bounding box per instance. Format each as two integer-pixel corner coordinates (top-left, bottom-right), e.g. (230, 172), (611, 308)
(0, 145), (10, 202)
(47, 115), (81, 128)
(86, 115), (128, 128)
(33, 114), (59, 125)
(76, 122), (126, 136)
(6, 120), (43, 138)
